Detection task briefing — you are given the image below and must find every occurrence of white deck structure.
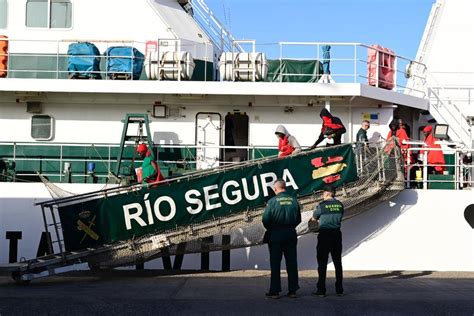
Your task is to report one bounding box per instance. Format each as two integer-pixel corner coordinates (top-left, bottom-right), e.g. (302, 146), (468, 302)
(0, 0), (472, 273)
(409, 0), (474, 147)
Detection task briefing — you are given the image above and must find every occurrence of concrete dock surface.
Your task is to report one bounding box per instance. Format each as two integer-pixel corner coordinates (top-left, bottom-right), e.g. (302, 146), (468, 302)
(1, 270), (473, 315)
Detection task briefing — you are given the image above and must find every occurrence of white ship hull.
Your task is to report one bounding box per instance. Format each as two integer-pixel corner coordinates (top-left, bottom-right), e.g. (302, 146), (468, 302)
(1, 183), (472, 271)
(0, 0), (473, 276)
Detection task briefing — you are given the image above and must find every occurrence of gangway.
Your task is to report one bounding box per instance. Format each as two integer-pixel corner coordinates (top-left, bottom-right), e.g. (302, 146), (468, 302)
(0, 141), (404, 284)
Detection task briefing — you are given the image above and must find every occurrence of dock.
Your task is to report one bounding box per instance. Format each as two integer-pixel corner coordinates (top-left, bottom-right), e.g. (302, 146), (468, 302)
(1, 270), (473, 315)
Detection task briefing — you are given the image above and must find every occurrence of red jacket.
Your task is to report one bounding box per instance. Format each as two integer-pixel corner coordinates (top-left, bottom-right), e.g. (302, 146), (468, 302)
(421, 133), (445, 173)
(278, 135), (295, 157)
(387, 128), (412, 165)
(387, 128), (410, 151)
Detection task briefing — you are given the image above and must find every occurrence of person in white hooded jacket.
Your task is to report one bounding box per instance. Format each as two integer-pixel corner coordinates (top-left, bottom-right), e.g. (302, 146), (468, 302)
(275, 125), (301, 157)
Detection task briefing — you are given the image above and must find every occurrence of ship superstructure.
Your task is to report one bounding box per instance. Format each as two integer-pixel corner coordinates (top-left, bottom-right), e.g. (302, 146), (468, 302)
(0, 0), (472, 274)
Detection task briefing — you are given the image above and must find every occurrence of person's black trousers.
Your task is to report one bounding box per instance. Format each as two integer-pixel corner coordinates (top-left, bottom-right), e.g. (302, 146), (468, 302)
(268, 230), (299, 294)
(317, 229), (343, 294)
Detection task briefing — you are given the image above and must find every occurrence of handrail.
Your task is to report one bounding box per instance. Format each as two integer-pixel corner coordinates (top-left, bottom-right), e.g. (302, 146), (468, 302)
(188, 0), (242, 54)
(0, 141), (282, 183)
(405, 41), (472, 148)
(0, 141), (278, 150)
(404, 143), (473, 190)
(0, 38), (426, 91)
(403, 0), (472, 147)
(415, 0), (443, 65)
(424, 73), (472, 147)
(430, 86), (474, 105)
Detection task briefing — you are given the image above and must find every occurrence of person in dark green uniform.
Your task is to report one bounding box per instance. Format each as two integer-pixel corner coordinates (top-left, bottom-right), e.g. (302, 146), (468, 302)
(356, 120), (370, 143)
(262, 179), (301, 299)
(310, 185), (344, 297)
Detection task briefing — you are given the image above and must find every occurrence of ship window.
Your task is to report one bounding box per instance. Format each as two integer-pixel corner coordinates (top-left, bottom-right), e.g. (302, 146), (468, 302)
(31, 115), (54, 140)
(26, 0), (48, 27)
(0, 0), (7, 29)
(26, 0), (72, 28)
(50, 0), (72, 28)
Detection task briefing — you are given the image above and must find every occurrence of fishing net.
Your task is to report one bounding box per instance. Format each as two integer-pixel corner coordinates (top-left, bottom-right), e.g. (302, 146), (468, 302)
(39, 174), (75, 199)
(41, 141), (404, 269)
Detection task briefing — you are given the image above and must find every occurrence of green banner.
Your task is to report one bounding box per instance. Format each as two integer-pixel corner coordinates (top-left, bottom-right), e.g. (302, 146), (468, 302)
(59, 145), (357, 251)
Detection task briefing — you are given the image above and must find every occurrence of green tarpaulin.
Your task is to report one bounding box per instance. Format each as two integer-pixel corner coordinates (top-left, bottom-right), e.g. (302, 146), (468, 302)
(59, 145), (357, 251)
(266, 59), (323, 82)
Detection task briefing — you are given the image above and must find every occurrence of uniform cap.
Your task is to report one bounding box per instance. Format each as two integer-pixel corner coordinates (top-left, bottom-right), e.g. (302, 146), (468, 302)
(323, 185), (336, 195)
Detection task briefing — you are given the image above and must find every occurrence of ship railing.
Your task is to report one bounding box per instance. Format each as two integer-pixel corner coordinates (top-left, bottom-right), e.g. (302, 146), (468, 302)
(221, 41), (427, 94)
(403, 142), (474, 190)
(187, 0), (243, 54)
(0, 38), (215, 81)
(0, 141), (283, 183)
(423, 73), (473, 147)
(431, 85), (474, 106)
(0, 38), (427, 92)
(2, 38), (147, 80)
(404, 64), (473, 148)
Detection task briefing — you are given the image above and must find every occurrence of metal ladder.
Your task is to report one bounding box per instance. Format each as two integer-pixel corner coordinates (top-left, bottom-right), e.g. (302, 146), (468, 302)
(113, 113), (155, 179)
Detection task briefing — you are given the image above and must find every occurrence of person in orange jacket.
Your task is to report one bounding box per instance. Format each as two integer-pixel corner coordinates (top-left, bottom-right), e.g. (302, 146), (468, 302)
(136, 143), (165, 184)
(275, 125), (301, 158)
(309, 109), (346, 149)
(387, 119), (410, 150)
(387, 119), (412, 175)
(420, 125), (445, 174)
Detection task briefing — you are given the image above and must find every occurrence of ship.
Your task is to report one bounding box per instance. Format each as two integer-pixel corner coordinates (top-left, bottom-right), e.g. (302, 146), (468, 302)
(0, 0), (472, 281)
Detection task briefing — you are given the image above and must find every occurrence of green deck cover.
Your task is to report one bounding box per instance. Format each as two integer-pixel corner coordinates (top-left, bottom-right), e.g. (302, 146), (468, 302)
(266, 59), (323, 82)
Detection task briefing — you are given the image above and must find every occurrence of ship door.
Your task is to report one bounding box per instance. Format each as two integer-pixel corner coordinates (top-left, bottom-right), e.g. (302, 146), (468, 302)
(224, 112), (249, 163)
(195, 112), (222, 170)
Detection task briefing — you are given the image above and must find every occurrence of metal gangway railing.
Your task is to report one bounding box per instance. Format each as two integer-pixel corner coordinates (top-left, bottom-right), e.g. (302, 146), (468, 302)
(0, 141), (404, 283)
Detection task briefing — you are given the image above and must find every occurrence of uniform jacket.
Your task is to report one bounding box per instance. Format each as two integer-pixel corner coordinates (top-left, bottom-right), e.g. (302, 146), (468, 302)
(262, 192), (301, 231)
(313, 198), (344, 230)
(356, 128), (368, 143)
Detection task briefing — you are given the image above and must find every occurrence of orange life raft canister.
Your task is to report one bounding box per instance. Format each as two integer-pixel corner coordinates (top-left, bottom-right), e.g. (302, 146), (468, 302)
(0, 35), (8, 78)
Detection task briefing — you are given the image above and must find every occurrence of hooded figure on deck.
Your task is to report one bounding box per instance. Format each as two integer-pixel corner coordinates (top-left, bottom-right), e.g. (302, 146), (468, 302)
(275, 125), (301, 158)
(387, 119), (410, 146)
(386, 119), (411, 175)
(420, 125), (445, 174)
(309, 108), (346, 149)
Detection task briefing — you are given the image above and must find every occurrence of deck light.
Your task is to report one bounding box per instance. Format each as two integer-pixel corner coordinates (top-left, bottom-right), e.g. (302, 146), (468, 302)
(434, 124), (449, 140)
